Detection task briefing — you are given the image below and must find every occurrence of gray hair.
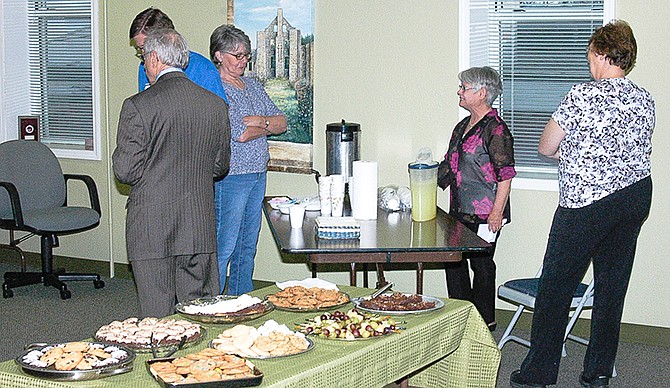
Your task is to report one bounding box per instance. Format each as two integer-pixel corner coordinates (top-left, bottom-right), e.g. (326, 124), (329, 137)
(144, 28), (190, 69)
(458, 66), (502, 106)
(210, 25), (251, 65)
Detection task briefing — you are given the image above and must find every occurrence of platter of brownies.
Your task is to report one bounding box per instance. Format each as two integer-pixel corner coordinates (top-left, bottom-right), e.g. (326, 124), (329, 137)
(16, 279), (444, 387)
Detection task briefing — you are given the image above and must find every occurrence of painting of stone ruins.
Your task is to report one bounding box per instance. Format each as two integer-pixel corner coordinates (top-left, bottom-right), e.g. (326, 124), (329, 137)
(228, 0), (314, 173)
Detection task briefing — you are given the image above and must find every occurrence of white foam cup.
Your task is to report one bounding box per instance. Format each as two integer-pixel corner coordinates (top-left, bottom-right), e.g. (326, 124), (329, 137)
(289, 204), (306, 228)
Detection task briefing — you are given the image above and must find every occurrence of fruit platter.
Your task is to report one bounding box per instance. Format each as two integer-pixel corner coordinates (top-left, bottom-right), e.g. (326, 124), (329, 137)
(296, 309), (401, 340)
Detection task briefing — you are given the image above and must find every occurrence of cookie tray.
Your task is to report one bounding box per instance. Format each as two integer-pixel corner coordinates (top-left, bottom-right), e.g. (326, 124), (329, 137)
(16, 342), (135, 381)
(146, 357), (263, 388)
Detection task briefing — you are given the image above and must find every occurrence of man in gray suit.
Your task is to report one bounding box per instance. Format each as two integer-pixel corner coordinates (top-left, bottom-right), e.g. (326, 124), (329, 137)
(113, 28), (231, 318)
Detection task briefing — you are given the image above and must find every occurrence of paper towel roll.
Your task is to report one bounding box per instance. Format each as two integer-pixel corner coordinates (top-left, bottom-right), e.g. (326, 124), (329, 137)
(352, 160), (378, 220)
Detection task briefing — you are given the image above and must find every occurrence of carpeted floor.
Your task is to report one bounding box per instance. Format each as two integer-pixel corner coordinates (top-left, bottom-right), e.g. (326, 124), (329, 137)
(1, 257), (669, 387)
(0, 261), (140, 362)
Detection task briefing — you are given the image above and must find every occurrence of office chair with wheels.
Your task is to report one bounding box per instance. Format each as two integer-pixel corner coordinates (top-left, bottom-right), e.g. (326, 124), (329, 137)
(1, 230), (27, 272)
(0, 140), (104, 299)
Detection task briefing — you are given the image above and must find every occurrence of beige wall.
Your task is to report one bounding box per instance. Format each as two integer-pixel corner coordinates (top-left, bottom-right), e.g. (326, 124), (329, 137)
(31, 0), (669, 328)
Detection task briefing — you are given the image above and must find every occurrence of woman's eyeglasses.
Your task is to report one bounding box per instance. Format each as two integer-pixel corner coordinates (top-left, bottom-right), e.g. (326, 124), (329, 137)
(226, 52), (252, 61)
(458, 84), (476, 92)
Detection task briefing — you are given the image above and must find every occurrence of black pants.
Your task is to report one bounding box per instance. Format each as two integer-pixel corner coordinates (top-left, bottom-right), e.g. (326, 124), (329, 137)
(445, 221), (498, 325)
(519, 176), (652, 385)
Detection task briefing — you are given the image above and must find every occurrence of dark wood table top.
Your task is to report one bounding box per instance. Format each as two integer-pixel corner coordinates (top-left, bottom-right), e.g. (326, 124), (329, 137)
(263, 197), (490, 255)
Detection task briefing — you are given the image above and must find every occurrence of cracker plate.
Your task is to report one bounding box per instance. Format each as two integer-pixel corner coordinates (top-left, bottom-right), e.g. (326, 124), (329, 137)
(209, 336), (315, 359)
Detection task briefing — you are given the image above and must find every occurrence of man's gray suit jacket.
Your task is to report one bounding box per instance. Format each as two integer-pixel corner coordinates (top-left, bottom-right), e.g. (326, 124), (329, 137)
(113, 71), (231, 261)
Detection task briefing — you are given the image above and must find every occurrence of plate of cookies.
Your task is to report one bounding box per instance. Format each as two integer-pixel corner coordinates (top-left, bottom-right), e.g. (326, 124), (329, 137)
(16, 341), (135, 381)
(175, 294), (274, 324)
(210, 320), (314, 359)
(265, 285), (350, 312)
(147, 347), (263, 387)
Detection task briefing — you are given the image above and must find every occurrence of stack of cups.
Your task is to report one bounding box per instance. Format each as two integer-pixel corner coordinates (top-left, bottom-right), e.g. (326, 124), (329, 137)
(318, 176), (332, 216)
(330, 175), (346, 217)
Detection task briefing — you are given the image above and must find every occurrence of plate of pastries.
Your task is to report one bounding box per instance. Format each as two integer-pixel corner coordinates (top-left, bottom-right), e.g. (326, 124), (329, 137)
(94, 317), (205, 353)
(175, 294), (274, 324)
(351, 292), (445, 315)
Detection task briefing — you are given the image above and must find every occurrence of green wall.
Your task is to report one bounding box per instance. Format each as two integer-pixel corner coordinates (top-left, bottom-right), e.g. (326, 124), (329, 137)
(39, 0), (670, 328)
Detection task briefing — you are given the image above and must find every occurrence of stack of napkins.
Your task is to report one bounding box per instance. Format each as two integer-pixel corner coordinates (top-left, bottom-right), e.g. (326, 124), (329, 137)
(315, 216), (361, 239)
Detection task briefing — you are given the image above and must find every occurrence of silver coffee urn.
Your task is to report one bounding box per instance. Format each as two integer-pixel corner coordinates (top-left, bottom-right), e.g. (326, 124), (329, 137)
(325, 119), (361, 186)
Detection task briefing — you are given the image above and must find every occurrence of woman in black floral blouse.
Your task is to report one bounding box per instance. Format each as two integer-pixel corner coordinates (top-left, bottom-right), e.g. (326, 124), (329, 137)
(438, 66), (516, 331)
(510, 20), (655, 388)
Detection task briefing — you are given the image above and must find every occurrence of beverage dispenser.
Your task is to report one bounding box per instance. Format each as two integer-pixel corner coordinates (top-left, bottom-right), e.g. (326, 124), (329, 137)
(325, 119), (360, 184)
(408, 148), (438, 222)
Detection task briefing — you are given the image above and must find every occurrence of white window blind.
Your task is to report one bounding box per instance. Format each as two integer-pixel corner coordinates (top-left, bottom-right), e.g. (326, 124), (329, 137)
(27, 0), (94, 151)
(468, 0), (606, 178)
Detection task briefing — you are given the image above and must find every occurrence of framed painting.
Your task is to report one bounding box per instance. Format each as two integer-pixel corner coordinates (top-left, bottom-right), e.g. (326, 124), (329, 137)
(227, 0), (314, 174)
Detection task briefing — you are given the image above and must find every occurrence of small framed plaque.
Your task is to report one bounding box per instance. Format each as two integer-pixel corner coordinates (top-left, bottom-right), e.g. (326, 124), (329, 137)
(18, 115), (40, 141)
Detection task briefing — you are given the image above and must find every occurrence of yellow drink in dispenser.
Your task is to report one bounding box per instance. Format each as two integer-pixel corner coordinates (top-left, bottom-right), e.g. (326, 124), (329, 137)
(408, 148), (438, 222)
(410, 179), (437, 221)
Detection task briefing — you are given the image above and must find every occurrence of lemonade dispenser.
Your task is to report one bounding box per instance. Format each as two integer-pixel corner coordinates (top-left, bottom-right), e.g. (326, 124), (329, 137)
(408, 148), (438, 222)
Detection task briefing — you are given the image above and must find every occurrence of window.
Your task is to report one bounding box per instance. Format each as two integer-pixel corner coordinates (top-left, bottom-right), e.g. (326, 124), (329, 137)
(0, 0), (99, 159)
(462, 0), (613, 181)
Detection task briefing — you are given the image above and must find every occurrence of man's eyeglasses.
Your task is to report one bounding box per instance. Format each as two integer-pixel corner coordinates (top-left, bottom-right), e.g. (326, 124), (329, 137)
(458, 84), (476, 92)
(226, 52), (252, 61)
(135, 46), (144, 62)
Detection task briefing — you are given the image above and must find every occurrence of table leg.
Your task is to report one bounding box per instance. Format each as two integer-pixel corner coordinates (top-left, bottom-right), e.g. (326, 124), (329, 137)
(311, 263), (317, 278)
(349, 263), (357, 286)
(375, 264), (388, 289)
(416, 262), (424, 294)
(396, 377), (409, 388)
(363, 264), (369, 288)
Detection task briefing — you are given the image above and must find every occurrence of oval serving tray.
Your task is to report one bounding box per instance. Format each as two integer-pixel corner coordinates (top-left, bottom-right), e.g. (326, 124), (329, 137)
(175, 295), (274, 324)
(16, 342), (135, 381)
(351, 293), (445, 315)
(265, 292), (350, 313)
(209, 336), (315, 359)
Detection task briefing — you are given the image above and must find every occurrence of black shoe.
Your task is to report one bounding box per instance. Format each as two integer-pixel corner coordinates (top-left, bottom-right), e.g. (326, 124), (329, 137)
(510, 370), (547, 388)
(579, 373), (609, 387)
(487, 321), (497, 332)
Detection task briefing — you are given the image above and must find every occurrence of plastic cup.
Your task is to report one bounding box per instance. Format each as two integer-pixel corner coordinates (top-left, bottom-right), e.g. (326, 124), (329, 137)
(330, 175), (345, 217)
(289, 204), (306, 228)
(318, 176), (333, 215)
(290, 228), (305, 247)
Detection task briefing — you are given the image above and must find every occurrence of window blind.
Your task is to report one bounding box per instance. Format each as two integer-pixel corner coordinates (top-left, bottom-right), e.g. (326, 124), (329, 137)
(27, 0), (93, 149)
(469, 0), (604, 176)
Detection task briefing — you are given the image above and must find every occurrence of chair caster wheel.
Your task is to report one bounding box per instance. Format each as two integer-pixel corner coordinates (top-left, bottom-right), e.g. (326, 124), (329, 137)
(60, 289), (72, 300)
(3, 287), (13, 298)
(94, 279), (105, 289)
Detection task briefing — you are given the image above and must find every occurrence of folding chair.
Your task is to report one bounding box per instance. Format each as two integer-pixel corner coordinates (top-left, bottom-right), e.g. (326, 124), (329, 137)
(497, 266), (593, 357)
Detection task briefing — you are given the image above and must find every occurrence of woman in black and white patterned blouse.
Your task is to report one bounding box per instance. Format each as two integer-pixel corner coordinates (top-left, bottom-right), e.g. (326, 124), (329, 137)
(511, 20), (655, 388)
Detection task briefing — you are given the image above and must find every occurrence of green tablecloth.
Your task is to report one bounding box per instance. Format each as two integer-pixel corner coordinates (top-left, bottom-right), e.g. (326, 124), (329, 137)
(0, 285), (500, 388)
